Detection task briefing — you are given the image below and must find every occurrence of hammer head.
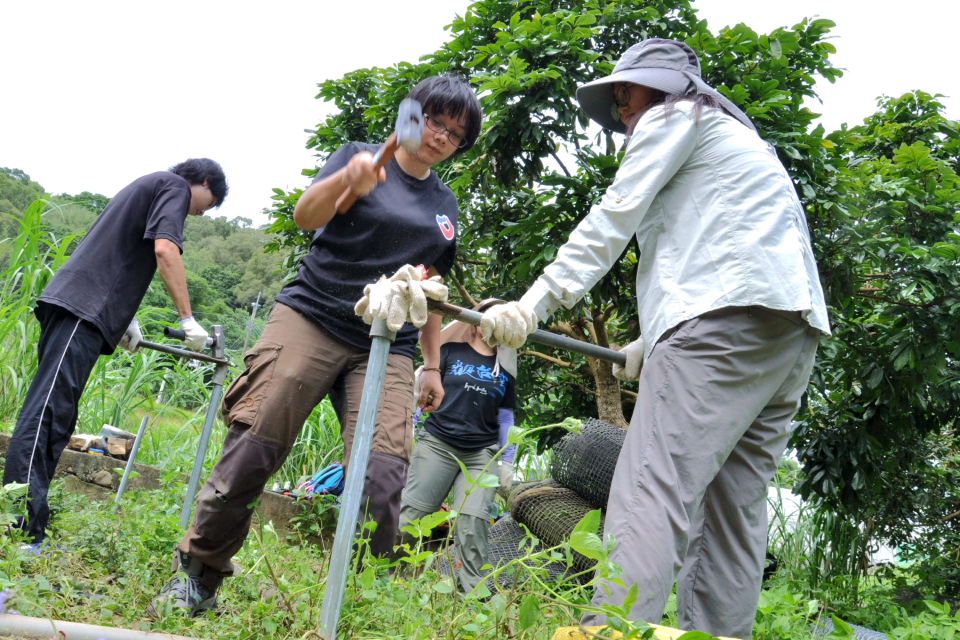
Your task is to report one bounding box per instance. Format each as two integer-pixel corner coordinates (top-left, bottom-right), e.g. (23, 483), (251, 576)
(396, 98), (423, 154)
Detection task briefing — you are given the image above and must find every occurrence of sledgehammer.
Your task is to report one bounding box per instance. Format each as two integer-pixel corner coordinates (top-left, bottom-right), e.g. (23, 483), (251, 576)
(335, 97), (424, 213)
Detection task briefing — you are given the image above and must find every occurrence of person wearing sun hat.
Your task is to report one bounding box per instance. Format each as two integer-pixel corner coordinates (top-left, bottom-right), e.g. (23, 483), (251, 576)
(478, 39), (830, 638)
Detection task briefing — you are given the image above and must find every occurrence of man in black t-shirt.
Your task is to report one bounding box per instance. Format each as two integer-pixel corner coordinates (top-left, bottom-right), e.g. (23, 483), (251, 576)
(4, 158), (228, 552)
(154, 76), (483, 618)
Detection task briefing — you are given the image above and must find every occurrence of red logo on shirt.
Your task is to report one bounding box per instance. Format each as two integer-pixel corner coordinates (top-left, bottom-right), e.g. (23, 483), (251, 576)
(436, 214), (455, 240)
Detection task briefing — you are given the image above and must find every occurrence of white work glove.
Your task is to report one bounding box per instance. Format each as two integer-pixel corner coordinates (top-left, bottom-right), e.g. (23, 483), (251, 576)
(612, 337), (645, 382)
(479, 301), (538, 349)
(355, 265), (449, 332)
(497, 460), (514, 499)
(118, 317), (142, 353)
(179, 316), (209, 352)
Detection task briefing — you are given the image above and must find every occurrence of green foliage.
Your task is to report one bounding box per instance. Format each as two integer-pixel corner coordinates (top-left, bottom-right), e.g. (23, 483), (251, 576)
(791, 91), (960, 578)
(0, 168), (45, 216)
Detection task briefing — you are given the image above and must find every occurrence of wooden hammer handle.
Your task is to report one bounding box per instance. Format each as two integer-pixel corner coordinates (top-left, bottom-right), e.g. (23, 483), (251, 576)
(335, 132), (400, 214)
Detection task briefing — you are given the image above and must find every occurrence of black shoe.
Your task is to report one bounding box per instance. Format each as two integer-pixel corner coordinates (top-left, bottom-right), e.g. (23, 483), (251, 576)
(147, 551), (218, 618)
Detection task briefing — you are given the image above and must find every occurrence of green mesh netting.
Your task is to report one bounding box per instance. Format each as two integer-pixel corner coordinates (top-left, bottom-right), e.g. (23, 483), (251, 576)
(509, 479), (606, 575)
(551, 417), (625, 509)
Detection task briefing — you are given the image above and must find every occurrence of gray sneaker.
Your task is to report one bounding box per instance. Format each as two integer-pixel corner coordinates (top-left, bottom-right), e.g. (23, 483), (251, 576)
(147, 551), (219, 618)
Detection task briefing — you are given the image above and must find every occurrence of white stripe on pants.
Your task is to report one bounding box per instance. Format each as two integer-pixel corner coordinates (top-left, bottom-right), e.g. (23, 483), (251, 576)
(581, 306), (819, 640)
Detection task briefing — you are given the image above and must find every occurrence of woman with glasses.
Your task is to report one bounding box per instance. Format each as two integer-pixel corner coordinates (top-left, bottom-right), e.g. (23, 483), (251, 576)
(151, 76), (482, 618)
(479, 39), (829, 639)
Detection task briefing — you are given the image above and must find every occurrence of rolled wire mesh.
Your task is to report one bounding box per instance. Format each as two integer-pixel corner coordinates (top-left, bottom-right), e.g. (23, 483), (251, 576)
(509, 480), (606, 575)
(436, 515), (573, 591)
(811, 618), (888, 639)
(551, 417), (625, 509)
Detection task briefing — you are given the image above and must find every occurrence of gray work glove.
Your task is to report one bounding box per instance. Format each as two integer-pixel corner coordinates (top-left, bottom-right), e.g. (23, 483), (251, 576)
(479, 301), (538, 349)
(613, 337), (645, 382)
(179, 316), (209, 352)
(119, 317), (142, 353)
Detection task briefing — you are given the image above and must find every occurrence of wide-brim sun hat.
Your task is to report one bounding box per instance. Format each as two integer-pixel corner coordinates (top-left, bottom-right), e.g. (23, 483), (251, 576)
(576, 38), (756, 133)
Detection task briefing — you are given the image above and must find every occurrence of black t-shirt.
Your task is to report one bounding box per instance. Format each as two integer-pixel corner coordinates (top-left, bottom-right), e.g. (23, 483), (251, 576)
(39, 171), (191, 354)
(275, 142), (458, 359)
(424, 342), (517, 451)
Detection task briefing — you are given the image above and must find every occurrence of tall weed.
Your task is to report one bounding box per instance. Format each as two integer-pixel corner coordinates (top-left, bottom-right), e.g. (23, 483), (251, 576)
(0, 200), (78, 422)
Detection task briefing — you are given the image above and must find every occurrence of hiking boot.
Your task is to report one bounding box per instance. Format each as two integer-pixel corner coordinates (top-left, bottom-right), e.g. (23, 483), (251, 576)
(147, 550), (219, 618)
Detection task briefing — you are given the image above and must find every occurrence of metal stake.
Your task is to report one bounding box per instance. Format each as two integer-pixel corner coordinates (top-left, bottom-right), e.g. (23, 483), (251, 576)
(113, 415), (149, 513)
(319, 317), (396, 640)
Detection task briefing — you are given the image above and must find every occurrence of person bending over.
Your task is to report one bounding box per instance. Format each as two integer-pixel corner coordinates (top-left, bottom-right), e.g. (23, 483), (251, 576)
(5, 159), (226, 553)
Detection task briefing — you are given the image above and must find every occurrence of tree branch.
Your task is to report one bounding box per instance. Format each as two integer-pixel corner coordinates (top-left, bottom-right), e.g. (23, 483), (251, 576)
(855, 291), (945, 310)
(549, 150), (572, 178)
(449, 270), (478, 308)
(519, 349), (575, 369)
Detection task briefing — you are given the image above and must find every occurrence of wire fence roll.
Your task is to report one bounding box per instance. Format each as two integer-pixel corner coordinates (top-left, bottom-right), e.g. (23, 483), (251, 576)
(508, 479), (607, 576)
(551, 417), (625, 509)
(437, 515), (574, 592)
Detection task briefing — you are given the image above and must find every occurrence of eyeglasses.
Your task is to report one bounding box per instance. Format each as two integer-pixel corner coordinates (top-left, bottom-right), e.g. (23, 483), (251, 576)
(423, 114), (468, 149)
(610, 84), (633, 122)
(613, 83), (631, 108)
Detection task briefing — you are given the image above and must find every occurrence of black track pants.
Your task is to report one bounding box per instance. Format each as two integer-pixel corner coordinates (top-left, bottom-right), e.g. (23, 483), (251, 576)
(3, 305), (105, 543)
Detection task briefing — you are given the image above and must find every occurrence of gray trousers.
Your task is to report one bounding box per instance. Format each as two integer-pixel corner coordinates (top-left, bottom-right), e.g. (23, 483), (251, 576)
(399, 432), (498, 593)
(582, 306), (819, 639)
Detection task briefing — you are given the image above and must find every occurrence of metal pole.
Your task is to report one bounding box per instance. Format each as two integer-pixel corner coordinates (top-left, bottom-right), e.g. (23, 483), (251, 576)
(426, 300), (626, 366)
(113, 415), (149, 513)
(178, 362), (228, 527)
(319, 317), (396, 640)
(138, 340), (229, 367)
(242, 291), (261, 354)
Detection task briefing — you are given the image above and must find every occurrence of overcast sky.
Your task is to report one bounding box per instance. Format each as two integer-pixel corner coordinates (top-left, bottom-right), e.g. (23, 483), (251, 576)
(2, 1), (957, 227)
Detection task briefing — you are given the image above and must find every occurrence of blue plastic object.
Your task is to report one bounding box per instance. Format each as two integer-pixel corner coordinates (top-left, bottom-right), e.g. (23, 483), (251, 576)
(299, 462), (345, 497)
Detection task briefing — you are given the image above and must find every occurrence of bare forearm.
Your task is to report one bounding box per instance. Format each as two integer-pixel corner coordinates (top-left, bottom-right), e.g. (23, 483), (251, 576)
(292, 169), (347, 231)
(155, 241), (192, 318)
(420, 312), (442, 368)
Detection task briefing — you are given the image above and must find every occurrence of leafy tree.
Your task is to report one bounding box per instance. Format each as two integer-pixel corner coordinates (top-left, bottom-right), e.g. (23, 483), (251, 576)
(53, 191), (111, 215)
(792, 90), (960, 561)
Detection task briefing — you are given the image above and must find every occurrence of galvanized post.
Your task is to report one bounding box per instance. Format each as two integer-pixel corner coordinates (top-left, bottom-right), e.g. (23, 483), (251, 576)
(113, 415), (149, 513)
(319, 317), (396, 640)
(179, 325), (229, 528)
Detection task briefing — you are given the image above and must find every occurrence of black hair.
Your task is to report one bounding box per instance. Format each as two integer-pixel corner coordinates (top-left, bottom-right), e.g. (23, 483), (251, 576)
(406, 76), (483, 155)
(169, 158), (229, 207)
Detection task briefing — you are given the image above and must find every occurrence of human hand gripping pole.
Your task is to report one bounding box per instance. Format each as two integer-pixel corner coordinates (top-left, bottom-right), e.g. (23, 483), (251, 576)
(354, 265), (449, 331)
(479, 301), (538, 349)
(613, 337), (645, 381)
(118, 317), (142, 353)
(178, 316), (210, 351)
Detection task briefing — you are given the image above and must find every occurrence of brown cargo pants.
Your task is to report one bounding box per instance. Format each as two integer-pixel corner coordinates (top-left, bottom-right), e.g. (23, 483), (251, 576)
(178, 302), (415, 587)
